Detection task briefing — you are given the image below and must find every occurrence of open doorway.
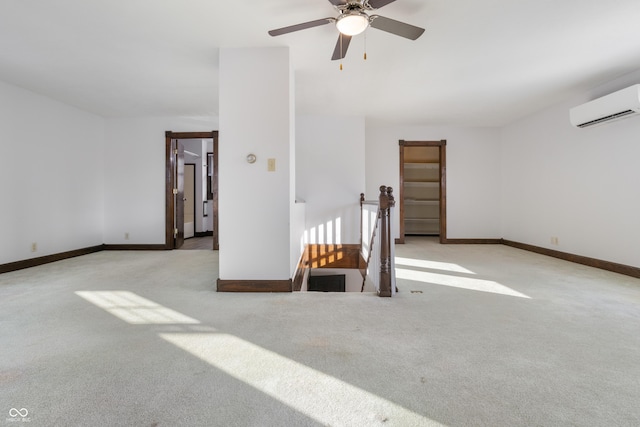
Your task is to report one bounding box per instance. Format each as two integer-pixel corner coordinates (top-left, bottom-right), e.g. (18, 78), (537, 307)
(398, 140), (447, 244)
(165, 131), (219, 250)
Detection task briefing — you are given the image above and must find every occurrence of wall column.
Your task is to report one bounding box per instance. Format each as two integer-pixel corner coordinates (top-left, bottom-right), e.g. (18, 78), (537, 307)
(217, 47), (294, 291)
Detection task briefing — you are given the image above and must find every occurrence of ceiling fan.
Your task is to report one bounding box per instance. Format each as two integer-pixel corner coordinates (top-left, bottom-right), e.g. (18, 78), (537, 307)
(268, 0), (425, 61)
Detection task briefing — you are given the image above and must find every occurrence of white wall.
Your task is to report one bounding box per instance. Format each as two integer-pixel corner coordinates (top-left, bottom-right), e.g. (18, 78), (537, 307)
(103, 116), (218, 245)
(296, 115), (366, 245)
(0, 80), (105, 264)
(365, 124), (502, 239)
(501, 71), (640, 268)
(218, 47), (293, 280)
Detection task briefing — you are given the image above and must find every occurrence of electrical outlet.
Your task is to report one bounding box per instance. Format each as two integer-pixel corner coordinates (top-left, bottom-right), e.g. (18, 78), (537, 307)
(31, 242), (37, 252)
(125, 232), (130, 240)
(550, 236), (559, 245)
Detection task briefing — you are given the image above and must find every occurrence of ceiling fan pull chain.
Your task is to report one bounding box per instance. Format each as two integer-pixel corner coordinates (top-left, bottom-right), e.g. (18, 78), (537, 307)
(340, 33), (344, 70)
(364, 31), (367, 60)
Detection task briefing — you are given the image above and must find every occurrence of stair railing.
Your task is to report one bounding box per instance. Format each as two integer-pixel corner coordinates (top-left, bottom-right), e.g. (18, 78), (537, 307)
(360, 194), (378, 291)
(360, 186), (396, 297)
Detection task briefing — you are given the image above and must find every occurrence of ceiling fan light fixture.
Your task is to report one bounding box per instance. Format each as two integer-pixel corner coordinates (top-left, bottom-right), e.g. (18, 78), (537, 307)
(336, 12), (369, 36)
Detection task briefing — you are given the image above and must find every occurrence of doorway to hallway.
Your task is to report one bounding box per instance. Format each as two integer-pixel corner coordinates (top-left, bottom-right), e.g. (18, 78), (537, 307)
(165, 131), (219, 250)
(179, 236), (214, 250)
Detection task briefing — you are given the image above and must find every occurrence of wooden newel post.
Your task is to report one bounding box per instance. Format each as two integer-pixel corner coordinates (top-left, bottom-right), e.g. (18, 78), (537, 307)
(378, 185), (395, 297)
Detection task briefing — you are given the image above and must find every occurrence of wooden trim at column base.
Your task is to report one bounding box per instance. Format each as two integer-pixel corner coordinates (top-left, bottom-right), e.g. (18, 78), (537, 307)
(502, 239), (640, 279)
(217, 279), (293, 292)
(0, 245), (105, 274)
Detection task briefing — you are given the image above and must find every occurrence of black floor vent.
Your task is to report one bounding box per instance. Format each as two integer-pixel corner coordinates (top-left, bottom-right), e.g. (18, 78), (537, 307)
(308, 274), (345, 292)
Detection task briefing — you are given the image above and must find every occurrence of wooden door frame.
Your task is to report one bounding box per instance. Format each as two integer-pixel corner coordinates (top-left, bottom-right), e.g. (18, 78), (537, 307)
(165, 131), (219, 250)
(398, 140), (447, 244)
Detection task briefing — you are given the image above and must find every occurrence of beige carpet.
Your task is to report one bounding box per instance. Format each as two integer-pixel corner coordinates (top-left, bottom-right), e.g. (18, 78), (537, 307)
(1, 237), (639, 426)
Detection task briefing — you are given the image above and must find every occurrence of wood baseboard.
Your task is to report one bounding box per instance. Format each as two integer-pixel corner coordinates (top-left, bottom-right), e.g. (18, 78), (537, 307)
(428, 236), (640, 279)
(501, 239), (640, 279)
(217, 279), (292, 292)
(6, 237), (635, 288)
(102, 244), (168, 251)
(443, 238), (502, 244)
(0, 245), (105, 274)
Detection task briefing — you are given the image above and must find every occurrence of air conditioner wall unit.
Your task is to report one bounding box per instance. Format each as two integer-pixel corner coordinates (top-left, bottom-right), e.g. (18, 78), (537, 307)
(569, 84), (640, 128)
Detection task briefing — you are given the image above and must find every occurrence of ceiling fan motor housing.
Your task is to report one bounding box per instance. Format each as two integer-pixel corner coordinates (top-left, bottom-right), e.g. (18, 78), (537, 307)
(336, 10), (370, 36)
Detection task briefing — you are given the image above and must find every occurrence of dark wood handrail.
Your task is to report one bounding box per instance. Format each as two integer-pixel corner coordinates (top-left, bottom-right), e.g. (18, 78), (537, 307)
(359, 186), (396, 297)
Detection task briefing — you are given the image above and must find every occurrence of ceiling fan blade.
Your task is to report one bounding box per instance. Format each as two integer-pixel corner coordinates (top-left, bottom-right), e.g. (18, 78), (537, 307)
(327, 0), (348, 5)
(331, 34), (352, 60)
(369, 15), (425, 40)
(268, 18), (333, 36)
(367, 0), (397, 9)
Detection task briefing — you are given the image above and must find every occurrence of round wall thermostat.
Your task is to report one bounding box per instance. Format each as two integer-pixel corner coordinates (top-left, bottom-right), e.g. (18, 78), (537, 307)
(246, 154), (257, 164)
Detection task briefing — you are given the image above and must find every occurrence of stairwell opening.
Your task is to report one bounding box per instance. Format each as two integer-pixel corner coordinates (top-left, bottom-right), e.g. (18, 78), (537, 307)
(294, 243), (377, 293)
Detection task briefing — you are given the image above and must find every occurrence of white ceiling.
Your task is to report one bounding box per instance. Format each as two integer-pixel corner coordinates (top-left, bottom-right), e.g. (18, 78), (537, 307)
(2, 0), (640, 126)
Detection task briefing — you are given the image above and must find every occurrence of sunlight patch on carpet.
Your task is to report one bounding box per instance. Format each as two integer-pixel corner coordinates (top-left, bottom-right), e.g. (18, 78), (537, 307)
(160, 332), (446, 427)
(395, 268), (530, 299)
(76, 291), (200, 324)
(395, 257), (475, 274)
